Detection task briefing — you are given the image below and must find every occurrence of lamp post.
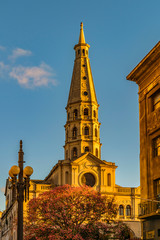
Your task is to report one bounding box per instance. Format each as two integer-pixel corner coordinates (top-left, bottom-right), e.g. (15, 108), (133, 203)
(9, 140), (33, 240)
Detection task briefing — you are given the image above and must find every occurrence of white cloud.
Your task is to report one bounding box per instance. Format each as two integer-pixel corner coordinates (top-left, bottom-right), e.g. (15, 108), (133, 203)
(0, 61), (9, 77)
(9, 48), (32, 60)
(0, 61), (8, 70)
(0, 46), (6, 51)
(0, 47), (57, 89)
(0, 187), (5, 193)
(10, 63), (57, 89)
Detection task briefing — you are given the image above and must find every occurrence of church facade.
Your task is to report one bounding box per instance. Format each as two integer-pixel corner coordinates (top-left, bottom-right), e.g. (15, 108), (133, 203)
(1, 23), (141, 240)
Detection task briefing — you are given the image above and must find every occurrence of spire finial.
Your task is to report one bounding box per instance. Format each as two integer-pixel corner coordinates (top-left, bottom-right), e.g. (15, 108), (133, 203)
(80, 22), (83, 30)
(79, 22), (85, 44)
(20, 140), (23, 151)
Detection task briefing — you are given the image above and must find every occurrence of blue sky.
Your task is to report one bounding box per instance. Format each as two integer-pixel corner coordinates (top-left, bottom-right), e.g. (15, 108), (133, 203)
(0, 0), (160, 210)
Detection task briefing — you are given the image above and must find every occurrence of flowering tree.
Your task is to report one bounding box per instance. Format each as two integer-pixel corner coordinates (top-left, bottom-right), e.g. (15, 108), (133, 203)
(79, 221), (131, 240)
(24, 185), (119, 239)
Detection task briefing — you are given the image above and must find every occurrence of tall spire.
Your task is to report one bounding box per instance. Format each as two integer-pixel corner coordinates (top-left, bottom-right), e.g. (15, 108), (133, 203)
(79, 22), (85, 44)
(67, 23), (97, 106)
(64, 23), (101, 161)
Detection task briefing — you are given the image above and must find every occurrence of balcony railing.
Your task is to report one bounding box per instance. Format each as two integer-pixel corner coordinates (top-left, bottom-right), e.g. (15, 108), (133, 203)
(117, 187), (131, 193)
(138, 200), (160, 218)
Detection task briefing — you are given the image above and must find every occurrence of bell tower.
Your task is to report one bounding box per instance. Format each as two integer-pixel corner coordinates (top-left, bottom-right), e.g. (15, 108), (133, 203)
(64, 23), (101, 160)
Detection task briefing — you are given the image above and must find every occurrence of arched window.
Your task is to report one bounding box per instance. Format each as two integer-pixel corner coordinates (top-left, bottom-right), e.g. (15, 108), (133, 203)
(126, 205), (131, 216)
(65, 171), (69, 184)
(73, 109), (78, 120)
(73, 147), (77, 158)
(107, 173), (111, 186)
(68, 113), (70, 120)
(84, 108), (88, 116)
(119, 205), (124, 216)
(82, 49), (85, 56)
(96, 148), (98, 157)
(93, 110), (96, 118)
(85, 146), (89, 152)
(84, 126), (89, 135)
(95, 128), (97, 137)
(72, 127), (77, 139)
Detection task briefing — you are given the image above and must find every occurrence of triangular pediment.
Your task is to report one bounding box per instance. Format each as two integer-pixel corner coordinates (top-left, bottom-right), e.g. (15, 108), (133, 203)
(71, 152), (107, 166)
(71, 153), (117, 171)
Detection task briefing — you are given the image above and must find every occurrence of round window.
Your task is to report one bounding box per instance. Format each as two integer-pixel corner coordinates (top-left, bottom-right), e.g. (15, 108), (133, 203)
(81, 173), (95, 187)
(84, 91), (88, 96)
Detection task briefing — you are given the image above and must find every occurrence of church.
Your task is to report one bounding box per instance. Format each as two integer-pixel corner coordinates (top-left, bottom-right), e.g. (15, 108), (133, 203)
(45, 22), (118, 190)
(0, 23), (141, 240)
(35, 23), (141, 237)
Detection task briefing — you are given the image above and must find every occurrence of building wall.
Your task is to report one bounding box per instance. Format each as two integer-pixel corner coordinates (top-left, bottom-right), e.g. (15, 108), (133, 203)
(1, 201), (17, 240)
(127, 41), (160, 239)
(1, 180), (51, 240)
(143, 218), (160, 239)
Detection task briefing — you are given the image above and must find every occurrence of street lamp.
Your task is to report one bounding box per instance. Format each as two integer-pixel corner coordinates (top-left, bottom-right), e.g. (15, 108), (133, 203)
(9, 140), (33, 240)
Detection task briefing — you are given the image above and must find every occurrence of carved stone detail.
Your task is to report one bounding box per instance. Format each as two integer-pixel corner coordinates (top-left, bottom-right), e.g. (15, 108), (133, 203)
(147, 108), (160, 134)
(139, 91), (145, 103)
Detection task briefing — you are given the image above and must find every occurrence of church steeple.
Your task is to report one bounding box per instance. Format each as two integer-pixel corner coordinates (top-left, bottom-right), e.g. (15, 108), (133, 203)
(67, 22), (98, 107)
(64, 23), (101, 161)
